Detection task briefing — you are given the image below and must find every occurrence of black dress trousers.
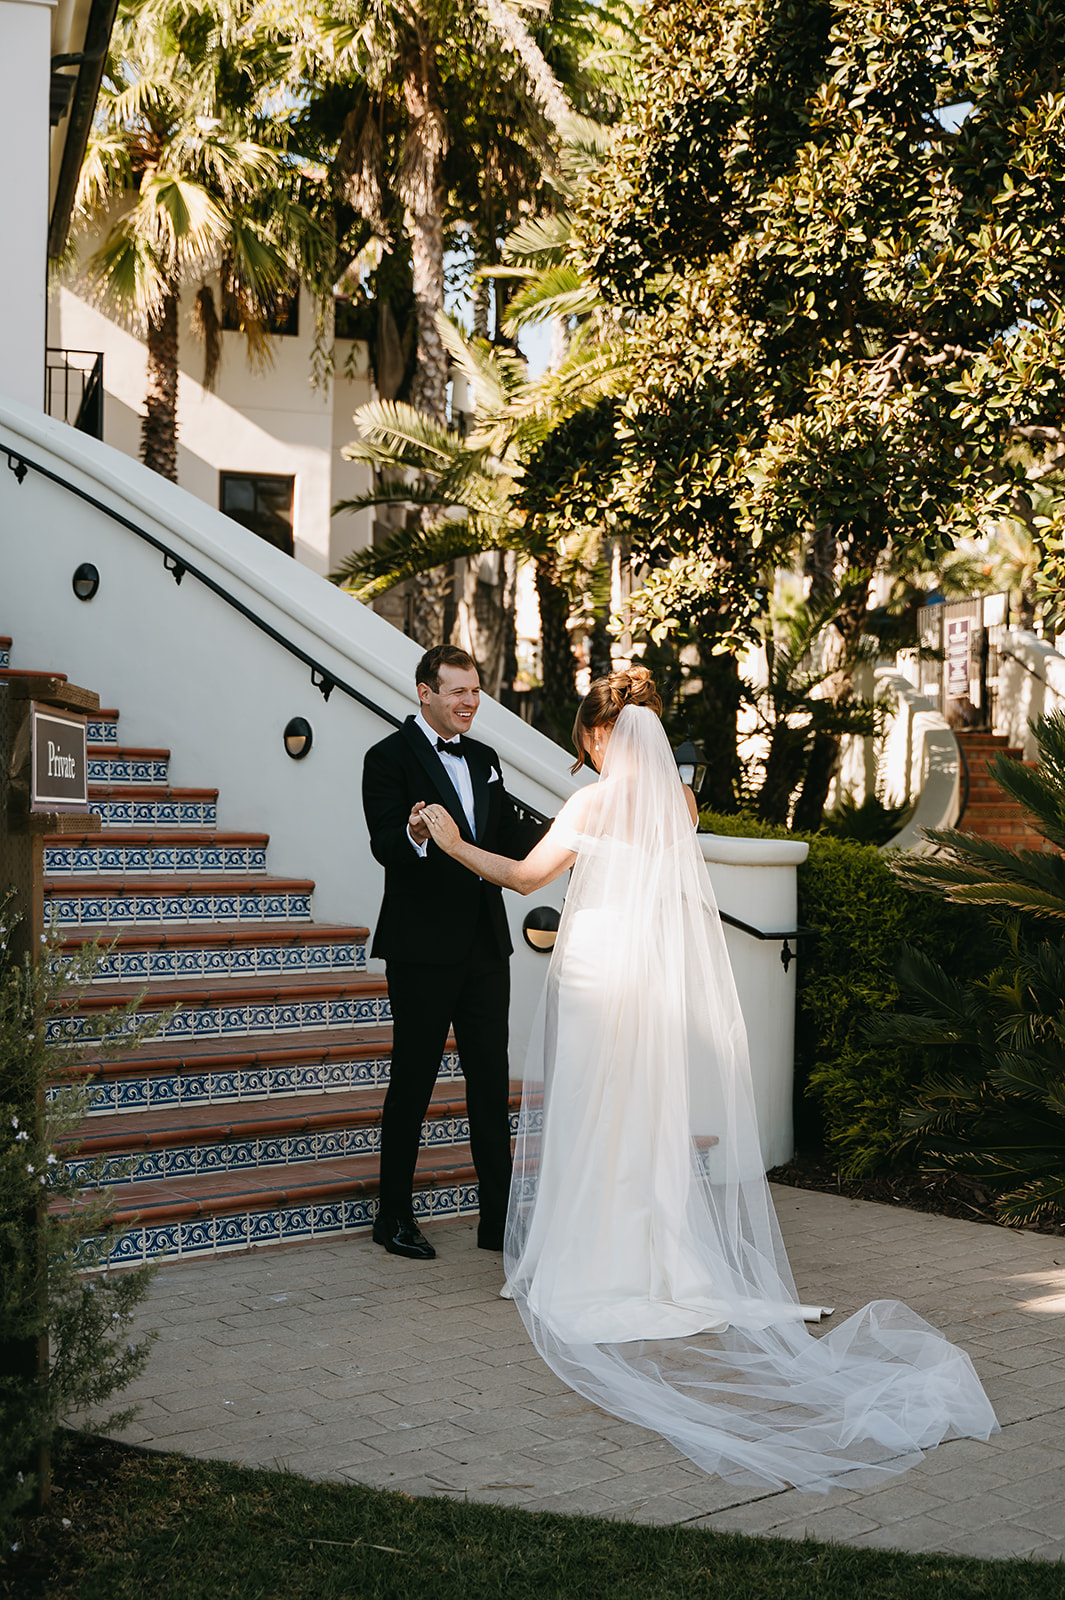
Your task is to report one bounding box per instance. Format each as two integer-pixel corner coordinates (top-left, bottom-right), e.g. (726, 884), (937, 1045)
(379, 895), (513, 1244)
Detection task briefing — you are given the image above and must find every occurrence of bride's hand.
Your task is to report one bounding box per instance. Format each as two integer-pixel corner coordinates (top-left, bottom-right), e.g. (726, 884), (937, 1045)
(423, 805), (461, 852)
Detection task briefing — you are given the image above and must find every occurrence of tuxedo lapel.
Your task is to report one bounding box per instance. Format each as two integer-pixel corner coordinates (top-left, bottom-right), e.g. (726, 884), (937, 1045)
(464, 742), (491, 843)
(399, 717), (475, 842)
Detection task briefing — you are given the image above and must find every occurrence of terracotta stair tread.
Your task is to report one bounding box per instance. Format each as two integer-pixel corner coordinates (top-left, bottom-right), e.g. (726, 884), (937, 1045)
(46, 830), (269, 847)
(45, 875), (314, 894)
(87, 745), (170, 758)
(70, 1025), (404, 1076)
(64, 972), (388, 1009)
(0, 666), (68, 680)
(59, 921), (368, 951)
(99, 1144), (480, 1221)
(66, 1081), (522, 1151)
(88, 784), (219, 800)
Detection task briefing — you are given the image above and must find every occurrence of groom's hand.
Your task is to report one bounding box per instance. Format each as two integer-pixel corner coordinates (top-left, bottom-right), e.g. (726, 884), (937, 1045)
(408, 801), (430, 845)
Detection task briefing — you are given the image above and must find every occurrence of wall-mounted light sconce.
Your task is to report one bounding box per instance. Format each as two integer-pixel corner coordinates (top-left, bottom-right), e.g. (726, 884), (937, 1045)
(522, 905), (560, 952)
(283, 717), (313, 760)
(72, 562), (100, 601)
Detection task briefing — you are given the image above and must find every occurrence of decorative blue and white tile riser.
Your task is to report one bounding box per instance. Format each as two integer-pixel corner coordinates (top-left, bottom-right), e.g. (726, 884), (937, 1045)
(46, 888), (312, 928)
(0, 642), (10, 669)
(46, 841), (269, 876)
(67, 1110), (516, 1187)
(79, 1050), (463, 1117)
(87, 717), (119, 745)
(91, 797), (217, 829)
(82, 938), (366, 985)
(97, 1182), (482, 1265)
(88, 754), (169, 785)
(51, 990), (392, 1045)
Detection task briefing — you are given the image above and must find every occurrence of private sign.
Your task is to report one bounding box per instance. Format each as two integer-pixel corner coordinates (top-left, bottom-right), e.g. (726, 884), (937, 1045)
(31, 703), (89, 812)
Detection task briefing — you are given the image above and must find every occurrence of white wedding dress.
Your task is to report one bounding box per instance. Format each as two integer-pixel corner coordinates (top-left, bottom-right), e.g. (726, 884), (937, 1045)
(503, 706), (997, 1491)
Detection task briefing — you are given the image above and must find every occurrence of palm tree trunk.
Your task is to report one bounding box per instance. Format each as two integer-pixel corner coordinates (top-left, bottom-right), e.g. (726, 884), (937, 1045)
(792, 730), (841, 832)
(141, 286), (180, 482)
(401, 44), (451, 646)
(695, 633), (742, 812)
(535, 556), (578, 738)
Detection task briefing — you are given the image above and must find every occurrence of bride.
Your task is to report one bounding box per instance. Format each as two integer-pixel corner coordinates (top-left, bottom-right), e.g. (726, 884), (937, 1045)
(420, 667), (997, 1491)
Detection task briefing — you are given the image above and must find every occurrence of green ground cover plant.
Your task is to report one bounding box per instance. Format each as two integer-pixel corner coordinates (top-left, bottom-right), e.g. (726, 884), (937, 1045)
(882, 713), (1065, 1224)
(0, 904), (158, 1537)
(699, 815), (984, 1167)
(5, 1433), (1065, 1600)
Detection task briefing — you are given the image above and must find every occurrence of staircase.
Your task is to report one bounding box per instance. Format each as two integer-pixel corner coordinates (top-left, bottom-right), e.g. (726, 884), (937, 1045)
(956, 731), (1050, 851)
(2, 636), (510, 1266)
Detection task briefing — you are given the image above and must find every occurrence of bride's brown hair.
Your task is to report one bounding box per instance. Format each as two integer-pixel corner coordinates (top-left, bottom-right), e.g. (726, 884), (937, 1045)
(570, 665), (663, 773)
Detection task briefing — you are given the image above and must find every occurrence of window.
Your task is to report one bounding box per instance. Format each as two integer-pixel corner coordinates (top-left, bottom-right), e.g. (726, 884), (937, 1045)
(221, 285), (299, 338)
(219, 473), (295, 556)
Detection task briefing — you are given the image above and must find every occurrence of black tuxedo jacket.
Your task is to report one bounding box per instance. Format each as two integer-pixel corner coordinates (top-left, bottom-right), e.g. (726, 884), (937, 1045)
(362, 717), (544, 965)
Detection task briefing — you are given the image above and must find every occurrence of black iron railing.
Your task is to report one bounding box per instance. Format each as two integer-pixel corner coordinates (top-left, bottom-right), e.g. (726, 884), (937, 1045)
(2, 436), (809, 954)
(44, 350), (104, 439)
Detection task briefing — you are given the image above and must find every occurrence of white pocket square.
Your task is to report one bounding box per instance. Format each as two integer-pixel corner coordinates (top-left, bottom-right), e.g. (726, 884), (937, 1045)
(488, 767), (501, 783)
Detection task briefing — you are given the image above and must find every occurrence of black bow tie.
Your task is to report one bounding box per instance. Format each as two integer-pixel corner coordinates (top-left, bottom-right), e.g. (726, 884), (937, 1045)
(436, 736), (465, 755)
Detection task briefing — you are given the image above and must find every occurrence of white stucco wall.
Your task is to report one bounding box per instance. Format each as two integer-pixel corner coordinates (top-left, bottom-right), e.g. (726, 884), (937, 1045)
(49, 281), (375, 573)
(0, 395), (806, 1165)
(996, 630), (1065, 759)
(0, 0), (54, 410)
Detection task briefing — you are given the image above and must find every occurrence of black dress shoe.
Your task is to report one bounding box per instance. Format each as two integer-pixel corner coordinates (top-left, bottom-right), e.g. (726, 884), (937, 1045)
(372, 1217), (436, 1260)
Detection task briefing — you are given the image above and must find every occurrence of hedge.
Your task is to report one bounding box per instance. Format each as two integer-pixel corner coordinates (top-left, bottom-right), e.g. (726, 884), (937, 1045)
(699, 813), (987, 1174)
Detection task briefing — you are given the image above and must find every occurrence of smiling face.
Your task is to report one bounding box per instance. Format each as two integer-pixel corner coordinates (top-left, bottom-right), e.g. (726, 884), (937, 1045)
(418, 662), (481, 740)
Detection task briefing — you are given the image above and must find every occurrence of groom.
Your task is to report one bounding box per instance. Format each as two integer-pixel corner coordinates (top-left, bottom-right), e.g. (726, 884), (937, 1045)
(362, 644), (544, 1260)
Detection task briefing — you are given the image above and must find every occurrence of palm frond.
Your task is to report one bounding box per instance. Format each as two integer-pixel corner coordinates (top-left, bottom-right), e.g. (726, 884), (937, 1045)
(502, 212), (572, 265)
(502, 265), (602, 333)
(348, 400), (464, 467)
(329, 515), (526, 594)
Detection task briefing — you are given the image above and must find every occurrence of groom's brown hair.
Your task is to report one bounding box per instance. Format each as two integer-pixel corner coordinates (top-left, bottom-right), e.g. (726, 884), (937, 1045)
(415, 645), (478, 693)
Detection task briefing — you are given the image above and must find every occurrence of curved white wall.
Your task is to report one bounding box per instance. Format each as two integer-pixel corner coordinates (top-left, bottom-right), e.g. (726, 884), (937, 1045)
(875, 670), (960, 851)
(0, 394), (804, 1164)
(997, 630), (1065, 759)
(700, 834), (807, 1169)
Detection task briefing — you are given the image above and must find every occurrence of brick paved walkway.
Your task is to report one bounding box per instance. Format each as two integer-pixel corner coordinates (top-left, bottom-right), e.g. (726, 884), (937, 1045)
(102, 1186), (1065, 1561)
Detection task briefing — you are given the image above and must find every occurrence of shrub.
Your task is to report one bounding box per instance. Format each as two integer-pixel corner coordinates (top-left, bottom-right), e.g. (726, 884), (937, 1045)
(876, 712), (1065, 1223)
(1, 902), (158, 1538)
(699, 813), (985, 1171)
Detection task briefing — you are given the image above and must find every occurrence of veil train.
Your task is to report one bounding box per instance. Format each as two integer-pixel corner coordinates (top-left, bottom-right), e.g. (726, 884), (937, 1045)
(502, 705), (997, 1491)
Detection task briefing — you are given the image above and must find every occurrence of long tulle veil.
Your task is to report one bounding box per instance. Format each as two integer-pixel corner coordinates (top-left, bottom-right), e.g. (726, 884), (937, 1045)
(504, 705), (997, 1491)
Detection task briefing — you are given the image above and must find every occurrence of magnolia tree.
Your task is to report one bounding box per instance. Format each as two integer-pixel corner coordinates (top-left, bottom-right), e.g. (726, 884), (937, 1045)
(575, 0), (1065, 818)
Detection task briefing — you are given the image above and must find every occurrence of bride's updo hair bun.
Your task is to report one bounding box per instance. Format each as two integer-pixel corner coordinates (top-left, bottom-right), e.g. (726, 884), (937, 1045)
(571, 665), (663, 771)
(608, 664), (661, 713)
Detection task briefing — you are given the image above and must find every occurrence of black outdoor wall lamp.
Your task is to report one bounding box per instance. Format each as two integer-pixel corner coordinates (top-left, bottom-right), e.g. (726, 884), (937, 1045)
(523, 905), (560, 952)
(72, 562), (100, 601)
(283, 717), (313, 759)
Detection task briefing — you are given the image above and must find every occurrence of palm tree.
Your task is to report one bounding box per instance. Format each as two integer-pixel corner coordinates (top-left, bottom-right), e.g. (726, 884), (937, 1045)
(279, 0), (618, 643)
(747, 583), (880, 827)
(331, 312), (623, 722)
(74, 0), (331, 480)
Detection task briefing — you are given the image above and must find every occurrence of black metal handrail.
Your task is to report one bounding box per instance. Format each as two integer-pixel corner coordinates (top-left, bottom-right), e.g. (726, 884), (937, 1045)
(4, 436), (811, 953)
(2, 437), (557, 825)
(718, 911), (815, 973)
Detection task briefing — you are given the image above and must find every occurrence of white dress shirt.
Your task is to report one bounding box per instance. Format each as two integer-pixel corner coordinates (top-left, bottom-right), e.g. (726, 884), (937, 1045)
(407, 710), (476, 856)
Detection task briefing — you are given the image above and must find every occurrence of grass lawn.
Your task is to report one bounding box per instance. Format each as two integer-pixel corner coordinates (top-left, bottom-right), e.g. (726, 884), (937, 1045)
(3, 1433), (1064, 1600)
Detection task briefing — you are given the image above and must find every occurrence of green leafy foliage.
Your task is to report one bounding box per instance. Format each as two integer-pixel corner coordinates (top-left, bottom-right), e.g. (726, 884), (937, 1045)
(568, 0), (1065, 804)
(876, 712), (1065, 1223)
(0, 905), (158, 1537)
(698, 813), (984, 1167)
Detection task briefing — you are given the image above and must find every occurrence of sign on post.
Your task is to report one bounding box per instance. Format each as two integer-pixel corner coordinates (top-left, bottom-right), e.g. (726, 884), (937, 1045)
(30, 703), (89, 812)
(945, 617), (971, 700)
